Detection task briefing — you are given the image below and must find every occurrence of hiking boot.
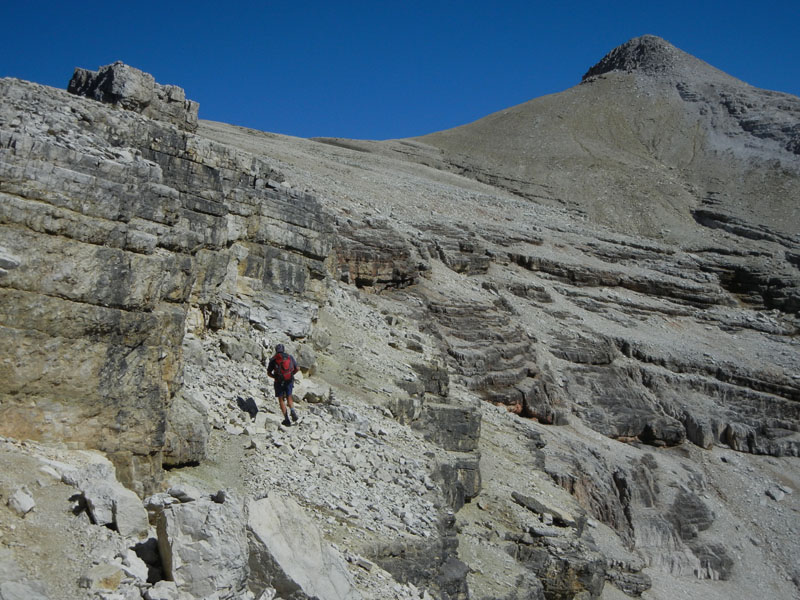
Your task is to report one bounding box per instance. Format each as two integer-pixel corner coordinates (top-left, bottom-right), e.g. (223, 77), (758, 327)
(290, 409), (299, 422)
(281, 417), (291, 427)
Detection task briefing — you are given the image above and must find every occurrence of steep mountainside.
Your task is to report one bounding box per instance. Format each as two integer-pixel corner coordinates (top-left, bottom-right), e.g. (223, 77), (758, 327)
(0, 38), (798, 600)
(321, 36), (800, 245)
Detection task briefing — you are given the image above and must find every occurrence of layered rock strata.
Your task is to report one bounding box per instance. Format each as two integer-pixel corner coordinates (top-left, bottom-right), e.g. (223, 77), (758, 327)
(1, 37), (799, 600)
(0, 72), (331, 493)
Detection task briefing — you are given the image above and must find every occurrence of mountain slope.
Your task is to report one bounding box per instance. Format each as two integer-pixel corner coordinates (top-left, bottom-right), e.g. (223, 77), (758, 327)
(1, 39), (799, 600)
(318, 35), (799, 245)
(416, 35), (800, 242)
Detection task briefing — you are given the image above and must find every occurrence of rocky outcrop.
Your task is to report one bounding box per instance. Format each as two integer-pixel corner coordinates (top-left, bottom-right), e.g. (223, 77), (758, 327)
(582, 34), (714, 79)
(332, 216), (425, 289)
(0, 74), (332, 493)
(368, 511), (468, 600)
(419, 223), (491, 275)
(60, 457), (150, 539)
(68, 62), (199, 132)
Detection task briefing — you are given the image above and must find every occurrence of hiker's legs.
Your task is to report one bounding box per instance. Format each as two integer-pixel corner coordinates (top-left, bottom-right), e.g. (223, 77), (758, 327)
(287, 395), (299, 421)
(284, 380), (298, 421)
(278, 395), (288, 417)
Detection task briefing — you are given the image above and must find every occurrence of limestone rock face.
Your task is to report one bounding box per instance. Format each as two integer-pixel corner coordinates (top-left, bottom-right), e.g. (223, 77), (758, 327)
(0, 74), (332, 493)
(68, 61), (199, 132)
(333, 216), (425, 289)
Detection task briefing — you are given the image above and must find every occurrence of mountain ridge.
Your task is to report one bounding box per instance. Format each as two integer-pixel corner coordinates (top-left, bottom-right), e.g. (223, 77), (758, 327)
(312, 36), (800, 244)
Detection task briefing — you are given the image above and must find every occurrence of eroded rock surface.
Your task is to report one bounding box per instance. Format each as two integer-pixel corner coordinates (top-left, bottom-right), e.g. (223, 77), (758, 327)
(0, 74), (331, 493)
(68, 61), (199, 132)
(1, 37), (799, 600)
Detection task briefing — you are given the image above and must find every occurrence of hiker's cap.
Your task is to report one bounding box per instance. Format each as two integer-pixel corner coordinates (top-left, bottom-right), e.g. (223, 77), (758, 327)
(275, 343), (285, 353)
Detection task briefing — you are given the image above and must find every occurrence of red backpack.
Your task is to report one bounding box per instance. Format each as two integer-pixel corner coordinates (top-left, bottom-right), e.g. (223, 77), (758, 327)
(274, 353), (295, 381)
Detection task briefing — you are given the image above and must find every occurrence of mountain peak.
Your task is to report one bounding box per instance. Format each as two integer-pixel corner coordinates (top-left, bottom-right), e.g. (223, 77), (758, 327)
(582, 35), (693, 80)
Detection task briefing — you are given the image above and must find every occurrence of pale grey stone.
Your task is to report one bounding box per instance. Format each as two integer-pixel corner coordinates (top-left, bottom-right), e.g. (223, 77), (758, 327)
(79, 563), (124, 590)
(248, 493), (361, 600)
(0, 581), (49, 600)
(53, 453), (149, 538)
(0, 247), (20, 272)
(163, 391), (210, 467)
(156, 492), (249, 599)
(7, 488), (34, 517)
(121, 549), (149, 581)
(144, 580), (180, 600)
(68, 61), (199, 132)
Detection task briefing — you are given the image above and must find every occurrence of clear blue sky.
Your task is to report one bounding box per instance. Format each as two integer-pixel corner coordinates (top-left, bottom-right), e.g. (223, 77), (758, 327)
(3, 1), (798, 140)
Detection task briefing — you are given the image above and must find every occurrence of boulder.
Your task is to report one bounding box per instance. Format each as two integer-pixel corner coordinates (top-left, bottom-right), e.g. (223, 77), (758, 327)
(163, 391), (210, 467)
(6, 487), (35, 517)
(512, 491), (578, 528)
(294, 344), (317, 375)
(435, 453), (482, 511)
(55, 452), (149, 539)
(410, 361), (450, 397)
(143, 580), (181, 600)
(221, 336), (247, 361)
(247, 492), (361, 600)
(78, 563), (124, 591)
(156, 491), (249, 600)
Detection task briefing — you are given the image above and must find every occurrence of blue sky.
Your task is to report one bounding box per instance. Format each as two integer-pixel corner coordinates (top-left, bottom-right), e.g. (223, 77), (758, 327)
(3, 1), (798, 140)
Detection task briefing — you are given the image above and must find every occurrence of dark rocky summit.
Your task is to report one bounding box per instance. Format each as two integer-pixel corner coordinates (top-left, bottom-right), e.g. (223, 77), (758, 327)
(1, 39), (799, 600)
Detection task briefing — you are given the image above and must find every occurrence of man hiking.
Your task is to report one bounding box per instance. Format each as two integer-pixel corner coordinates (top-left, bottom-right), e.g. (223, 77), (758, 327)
(267, 343), (299, 427)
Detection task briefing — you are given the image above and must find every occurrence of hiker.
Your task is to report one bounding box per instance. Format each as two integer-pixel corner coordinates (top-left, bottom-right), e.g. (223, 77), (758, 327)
(267, 343), (299, 426)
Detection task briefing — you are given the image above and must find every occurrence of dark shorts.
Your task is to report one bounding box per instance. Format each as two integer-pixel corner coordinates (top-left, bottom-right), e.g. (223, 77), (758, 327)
(274, 379), (294, 398)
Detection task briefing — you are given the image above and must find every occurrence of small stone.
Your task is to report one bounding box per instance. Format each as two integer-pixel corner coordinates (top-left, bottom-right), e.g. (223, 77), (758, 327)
(120, 549), (149, 581)
(766, 487), (785, 502)
(79, 564), (123, 591)
(7, 488), (35, 517)
(246, 437), (265, 451)
(211, 489), (228, 503)
(144, 580), (180, 600)
(356, 557), (374, 571)
(167, 485), (202, 503)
